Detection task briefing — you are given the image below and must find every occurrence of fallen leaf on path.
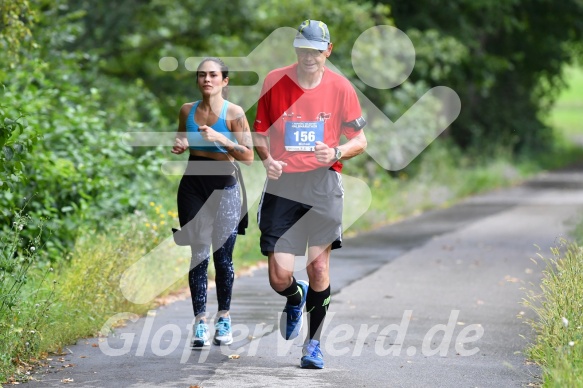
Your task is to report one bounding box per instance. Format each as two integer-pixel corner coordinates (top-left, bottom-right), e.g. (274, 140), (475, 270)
(504, 275), (520, 283)
(61, 378), (74, 383)
(228, 354), (240, 359)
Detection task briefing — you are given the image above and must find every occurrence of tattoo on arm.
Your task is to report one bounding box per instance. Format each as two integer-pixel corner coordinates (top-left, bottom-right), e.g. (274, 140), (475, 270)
(229, 112), (253, 153)
(241, 132), (253, 149)
(234, 144), (247, 153)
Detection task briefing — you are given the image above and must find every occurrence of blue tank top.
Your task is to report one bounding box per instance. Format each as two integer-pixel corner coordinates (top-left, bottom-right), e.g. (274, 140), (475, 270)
(186, 100), (237, 153)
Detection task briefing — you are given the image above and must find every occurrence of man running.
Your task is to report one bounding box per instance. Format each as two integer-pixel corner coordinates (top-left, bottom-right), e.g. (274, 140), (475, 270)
(253, 19), (367, 369)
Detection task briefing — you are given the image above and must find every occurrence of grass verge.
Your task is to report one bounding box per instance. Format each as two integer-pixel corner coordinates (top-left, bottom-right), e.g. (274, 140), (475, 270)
(523, 241), (583, 387)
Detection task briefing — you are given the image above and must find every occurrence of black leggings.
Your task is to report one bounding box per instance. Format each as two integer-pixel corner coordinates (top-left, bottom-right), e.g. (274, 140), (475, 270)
(188, 232), (236, 319)
(177, 159), (241, 319)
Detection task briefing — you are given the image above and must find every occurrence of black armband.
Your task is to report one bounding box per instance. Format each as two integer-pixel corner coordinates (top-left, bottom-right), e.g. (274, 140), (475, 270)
(344, 116), (366, 130)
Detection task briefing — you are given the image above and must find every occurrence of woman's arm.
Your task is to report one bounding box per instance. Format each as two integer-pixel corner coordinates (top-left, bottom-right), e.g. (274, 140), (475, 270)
(171, 103), (191, 154)
(223, 104), (255, 165)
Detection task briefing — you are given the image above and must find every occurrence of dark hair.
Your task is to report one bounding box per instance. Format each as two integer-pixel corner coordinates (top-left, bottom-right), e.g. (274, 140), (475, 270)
(197, 57), (229, 99)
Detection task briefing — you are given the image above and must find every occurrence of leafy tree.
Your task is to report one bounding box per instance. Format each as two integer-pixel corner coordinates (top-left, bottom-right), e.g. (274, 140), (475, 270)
(0, 1), (170, 260)
(1, 0), (41, 193)
(0, 0), (36, 66)
(377, 0), (583, 154)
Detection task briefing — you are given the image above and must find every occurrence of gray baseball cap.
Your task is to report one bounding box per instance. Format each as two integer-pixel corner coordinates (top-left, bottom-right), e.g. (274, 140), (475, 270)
(293, 20), (331, 51)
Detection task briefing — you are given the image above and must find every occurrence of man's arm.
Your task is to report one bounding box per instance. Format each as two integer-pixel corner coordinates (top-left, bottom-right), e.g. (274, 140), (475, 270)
(254, 134), (271, 164)
(254, 133), (287, 180)
(336, 131), (367, 161)
(314, 131), (367, 164)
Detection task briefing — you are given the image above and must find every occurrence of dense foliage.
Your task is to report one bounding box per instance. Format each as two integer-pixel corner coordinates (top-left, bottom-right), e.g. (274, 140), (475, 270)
(1, 1), (170, 259)
(381, 0), (583, 153)
(1, 0), (582, 259)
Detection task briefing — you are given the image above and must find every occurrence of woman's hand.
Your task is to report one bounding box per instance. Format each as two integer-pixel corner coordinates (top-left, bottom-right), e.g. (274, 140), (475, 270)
(199, 125), (227, 145)
(171, 136), (189, 154)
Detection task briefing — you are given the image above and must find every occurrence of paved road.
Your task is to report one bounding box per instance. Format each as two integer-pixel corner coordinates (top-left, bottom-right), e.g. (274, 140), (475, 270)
(26, 163), (583, 387)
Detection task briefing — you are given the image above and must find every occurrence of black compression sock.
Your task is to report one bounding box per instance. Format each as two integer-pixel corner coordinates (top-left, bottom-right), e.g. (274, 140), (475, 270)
(306, 285), (331, 341)
(275, 277), (303, 306)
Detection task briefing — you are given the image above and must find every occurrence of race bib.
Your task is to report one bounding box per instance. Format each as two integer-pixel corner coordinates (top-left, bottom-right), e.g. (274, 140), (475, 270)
(284, 121), (324, 151)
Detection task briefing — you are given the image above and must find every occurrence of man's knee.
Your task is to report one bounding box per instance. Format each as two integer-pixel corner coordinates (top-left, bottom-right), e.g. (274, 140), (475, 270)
(309, 262), (329, 281)
(269, 276), (291, 292)
(268, 252), (295, 291)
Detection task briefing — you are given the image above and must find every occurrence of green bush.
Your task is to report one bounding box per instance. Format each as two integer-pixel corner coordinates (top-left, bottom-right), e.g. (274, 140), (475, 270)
(0, 3), (172, 261)
(0, 102), (41, 192)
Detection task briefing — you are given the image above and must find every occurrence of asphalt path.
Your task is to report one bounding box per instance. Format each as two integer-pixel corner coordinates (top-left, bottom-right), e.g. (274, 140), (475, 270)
(25, 162), (583, 387)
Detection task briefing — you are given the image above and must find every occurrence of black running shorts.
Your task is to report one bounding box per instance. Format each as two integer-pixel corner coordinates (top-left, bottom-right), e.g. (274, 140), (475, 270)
(257, 167), (344, 256)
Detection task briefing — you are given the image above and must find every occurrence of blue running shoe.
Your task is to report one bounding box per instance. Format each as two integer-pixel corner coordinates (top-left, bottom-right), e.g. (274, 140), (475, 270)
(280, 280), (309, 340)
(191, 320), (210, 349)
(213, 317), (233, 345)
(301, 339), (324, 369)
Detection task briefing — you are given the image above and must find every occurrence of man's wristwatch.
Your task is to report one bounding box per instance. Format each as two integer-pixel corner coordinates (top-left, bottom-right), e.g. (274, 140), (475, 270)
(333, 147), (342, 162)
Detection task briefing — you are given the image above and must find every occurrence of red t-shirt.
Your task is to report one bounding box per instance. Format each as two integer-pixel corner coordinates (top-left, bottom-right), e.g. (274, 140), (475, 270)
(254, 63), (363, 173)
